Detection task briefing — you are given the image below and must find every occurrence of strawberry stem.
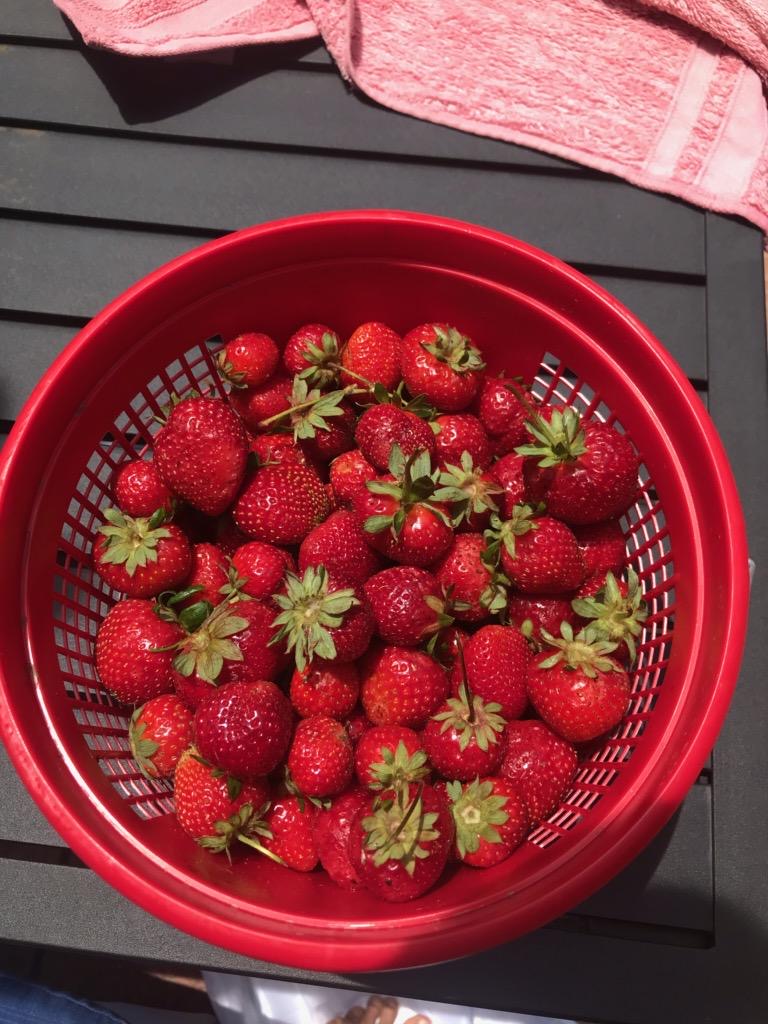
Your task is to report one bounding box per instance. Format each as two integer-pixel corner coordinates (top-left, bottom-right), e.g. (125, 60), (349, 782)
(257, 384), (363, 429)
(237, 834), (286, 865)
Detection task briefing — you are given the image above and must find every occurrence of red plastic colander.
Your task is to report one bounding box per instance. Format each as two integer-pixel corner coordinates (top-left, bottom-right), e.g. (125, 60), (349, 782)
(0, 211), (749, 971)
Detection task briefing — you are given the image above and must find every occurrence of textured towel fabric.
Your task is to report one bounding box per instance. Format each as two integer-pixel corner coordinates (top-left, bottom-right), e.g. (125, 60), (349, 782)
(52, 0), (768, 235)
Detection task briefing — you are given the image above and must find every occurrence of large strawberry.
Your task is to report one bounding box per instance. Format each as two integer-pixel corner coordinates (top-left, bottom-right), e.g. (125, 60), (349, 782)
(314, 788), (369, 888)
(350, 783), (454, 901)
(500, 720), (578, 822)
(507, 594), (580, 646)
(113, 460), (174, 519)
(229, 375), (292, 432)
(452, 624), (529, 720)
(96, 599), (182, 704)
(401, 324), (485, 412)
(434, 533), (506, 622)
(572, 568), (647, 664)
(355, 726), (430, 790)
(527, 624), (630, 742)
(194, 679), (293, 777)
(360, 645), (449, 729)
(422, 685), (506, 781)
(180, 542), (229, 608)
(573, 519), (626, 578)
(272, 566), (373, 671)
(283, 324), (341, 388)
(233, 463), (330, 545)
(94, 509), (191, 598)
(363, 566), (451, 647)
(231, 540), (293, 602)
(447, 777), (528, 868)
(154, 395), (248, 516)
(299, 509), (383, 589)
(329, 450), (377, 507)
(355, 404), (436, 471)
(477, 376), (533, 441)
(259, 795), (319, 871)
(518, 407), (640, 524)
(434, 454), (502, 532)
(433, 414), (491, 469)
(341, 322), (402, 393)
(128, 693), (193, 779)
(217, 332), (279, 388)
(486, 505), (585, 594)
(288, 715), (354, 798)
(289, 660), (360, 720)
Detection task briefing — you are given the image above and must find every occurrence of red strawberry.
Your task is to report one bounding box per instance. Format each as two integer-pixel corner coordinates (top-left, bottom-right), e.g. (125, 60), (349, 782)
(233, 463), (330, 545)
(507, 594), (580, 646)
(500, 720), (578, 822)
(572, 568), (647, 664)
(272, 566), (373, 671)
(527, 624), (631, 742)
(128, 694), (193, 779)
(363, 567), (450, 647)
(299, 509), (383, 588)
(300, 402), (356, 462)
(401, 324), (484, 412)
(231, 540), (292, 601)
(447, 777), (528, 868)
(520, 407), (639, 524)
(434, 533), (505, 622)
(288, 715), (354, 798)
(249, 433), (308, 469)
(113, 460), (174, 519)
(477, 376), (533, 437)
(172, 668), (220, 712)
(194, 680), (293, 777)
(452, 624), (529, 720)
(422, 686), (506, 781)
(174, 747), (270, 849)
(343, 708), (372, 745)
(94, 510), (191, 598)
(259, 796), (318, 871)
(355, 404), (436, 472)
(361, 645), (449, 728)
(290, 660), (360, 720)
(573, 520), (626, 579)
(96, 599), (182, 704)
(314, 788), (369, 888)
(350, 783), (453, 901)
(229, 375), (292, 432)
(341, 322), (402, 393)
(214, 514), (249, 558)
(430, 624), (471, 670)
(433, 414), (491, 469)
(218, 332), (279, 388)
(283, 324), (341, 388)
(180, 542), (228, 608)
(490, 505), (585, 594)
(488, 453), (526, 517)
(433, 454), (502, 532)
(155, 396), (248, 516)
(355, 725), (429, 789)
(329, 449), (377, 507)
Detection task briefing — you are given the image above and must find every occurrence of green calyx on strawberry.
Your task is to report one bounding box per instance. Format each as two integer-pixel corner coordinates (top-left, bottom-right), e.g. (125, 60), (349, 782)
(572, 568), (647, 663)
(98, 506), (171, 576)
(198, 801), (283, 864)
(538, 622), (620, 678)
(483, 504), (539, 563)
(217, 562), (249, 603)
(432, 683), (506, 753)
(170, 600), (248, 683)
(271, 565), (359, 672)
(258, 376), (358, 435)
(421, 326), (485, 376)
(364, 447), (450, 539)
(214, 336), (246, 389)
(368, 740), (430, 792)
(128, 708), (159, 780)
(516, 406), (587, 466)
(434, 452), (502, 527)
(296, 331), (341, 389)
(373, 381), (438, 422)
(282, 765), (331, 812)
(362, 784), (440, 877)
(447, 778), (509, 859)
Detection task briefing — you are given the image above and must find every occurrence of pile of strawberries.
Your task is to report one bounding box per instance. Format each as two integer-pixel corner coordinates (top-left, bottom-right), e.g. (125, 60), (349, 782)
(94, 320), (646, 902)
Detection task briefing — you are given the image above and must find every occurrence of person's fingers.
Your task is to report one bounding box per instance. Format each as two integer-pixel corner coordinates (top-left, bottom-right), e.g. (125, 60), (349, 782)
(326, 1017), (345, 1024)
(344, 1007), (365, 1024)
(403, 1015), (431, 1024)
(358, 996), (383, 1024)
(377, 997), (398, 1024)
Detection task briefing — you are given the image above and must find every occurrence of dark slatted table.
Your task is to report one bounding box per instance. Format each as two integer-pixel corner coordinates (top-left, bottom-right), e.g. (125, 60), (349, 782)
(1, 4), (767, 1022)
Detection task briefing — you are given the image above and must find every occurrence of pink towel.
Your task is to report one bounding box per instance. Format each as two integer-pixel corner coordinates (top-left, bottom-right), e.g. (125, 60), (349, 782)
(53, 0), (768, 237)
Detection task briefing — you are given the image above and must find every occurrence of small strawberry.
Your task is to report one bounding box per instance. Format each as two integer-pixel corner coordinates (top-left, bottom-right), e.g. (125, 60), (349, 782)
(218, 600), (289, 683)
(194, 680), (293, 777)
(113, 460), (174, 519)
(217, 332), (279, 388)
(434, 533), (506, 622)
(128, 693), (193, 779)
(363, 567), (451, 647)
(329, 449), (377, 507)
(290, 660), (360, 720)
(401, 324), (485, 412)
(572, 568), (647, 664)
(343, 708), (372, 745)
(355, 403), (436, 472)
(299, 509), (383, 588)
(314, 788), (369, 888)
(231, 540), (293, 601)
(487, 452), (526, 517)
(229, 375), (292, 432)
(249, 433), (309, 469)
(355, 726), (430, 789)
(172, 668), (220, 712)
(486, 505), (585, 594)
(573, 519), (626, 579)
(301, 401), (356, 462)
(96, 599), (182, 704)
(180, 542), (228, 608)
(155, 396), (248, 516)
(271, 566), (373, 671)
(423, 684), (506, 781)
(500, 720), (577, 822)
(283, 324), (341, 388)
(350, 783), (453, 902)
(259, 795), (319, 871)
(527, 624), (630, 742)
(451, 624), (529, 720)
(447, 777), (528, 868)
(361, 645), (449, 729)
(433, 414), (491, 469)
(288, 715), (354, 798)
(94, 508), (191, 598)
(341, 322), (402, 394)
(519, 407), (640, 524)
(233, 463), (330, 545)
(507, 594), (580, 646)
(477, 377), (535, 440)
(430, 624), (471, 670)
(214, 514), (249, 557)
(433, 453), (502, 531)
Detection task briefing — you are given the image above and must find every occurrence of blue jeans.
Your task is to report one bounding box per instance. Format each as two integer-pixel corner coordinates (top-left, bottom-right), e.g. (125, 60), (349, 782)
(0, 973), (127, 1024)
